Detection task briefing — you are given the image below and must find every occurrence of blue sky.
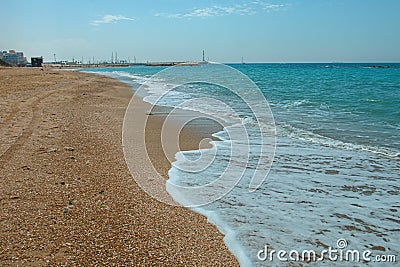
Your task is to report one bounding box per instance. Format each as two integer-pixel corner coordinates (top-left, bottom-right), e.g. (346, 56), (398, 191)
(1, 0), (399, 63)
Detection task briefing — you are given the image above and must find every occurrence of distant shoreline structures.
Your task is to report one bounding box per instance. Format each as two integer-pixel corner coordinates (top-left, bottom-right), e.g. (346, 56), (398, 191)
(1, 49), (211, 68)
(0, 50), (28, 66)
(43, 61), (209, 68)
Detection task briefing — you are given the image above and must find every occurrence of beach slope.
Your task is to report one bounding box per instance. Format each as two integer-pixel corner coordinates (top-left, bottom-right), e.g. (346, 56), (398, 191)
(0, 68), (238, 266)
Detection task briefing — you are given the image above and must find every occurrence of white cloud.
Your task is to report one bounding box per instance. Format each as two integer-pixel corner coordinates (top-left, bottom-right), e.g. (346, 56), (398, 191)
(261, 3), (287, 11)
(157, 6), (251, 19)
(91, 14), (134, 26)
(156, 1), (288, 19)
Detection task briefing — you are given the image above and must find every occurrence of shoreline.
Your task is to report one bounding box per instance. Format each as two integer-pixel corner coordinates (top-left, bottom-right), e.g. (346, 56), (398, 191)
(109, 69), (252, 265)
(0, 67), (238, 265)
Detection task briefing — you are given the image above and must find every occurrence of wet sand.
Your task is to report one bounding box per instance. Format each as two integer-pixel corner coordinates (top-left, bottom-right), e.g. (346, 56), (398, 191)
(0, 67), (238, 266)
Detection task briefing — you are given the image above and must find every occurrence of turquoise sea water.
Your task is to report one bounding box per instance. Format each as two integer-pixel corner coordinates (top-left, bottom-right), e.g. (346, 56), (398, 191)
(236, 63), (400, 155)
(86, 63), (399, 266)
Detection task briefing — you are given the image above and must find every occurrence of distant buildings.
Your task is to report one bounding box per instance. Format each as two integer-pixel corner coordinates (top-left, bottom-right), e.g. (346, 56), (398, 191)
(31, 57), (44, 67)
(0, 50), (28, 66)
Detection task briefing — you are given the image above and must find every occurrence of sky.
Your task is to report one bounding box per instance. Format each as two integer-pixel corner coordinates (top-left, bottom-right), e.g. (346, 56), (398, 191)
(1, 0), (400, 63)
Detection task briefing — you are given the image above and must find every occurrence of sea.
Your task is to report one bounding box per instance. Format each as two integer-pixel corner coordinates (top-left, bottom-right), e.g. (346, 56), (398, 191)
(85, 63), (400, 266)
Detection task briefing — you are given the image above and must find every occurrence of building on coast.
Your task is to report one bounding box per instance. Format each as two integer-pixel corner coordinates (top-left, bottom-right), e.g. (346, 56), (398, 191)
(1, 50), (28, 66)
(31, 56), (44, 67)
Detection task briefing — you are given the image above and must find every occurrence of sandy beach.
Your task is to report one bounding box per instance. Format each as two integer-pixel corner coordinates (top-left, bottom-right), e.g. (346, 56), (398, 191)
(0, 67), (238, 266)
